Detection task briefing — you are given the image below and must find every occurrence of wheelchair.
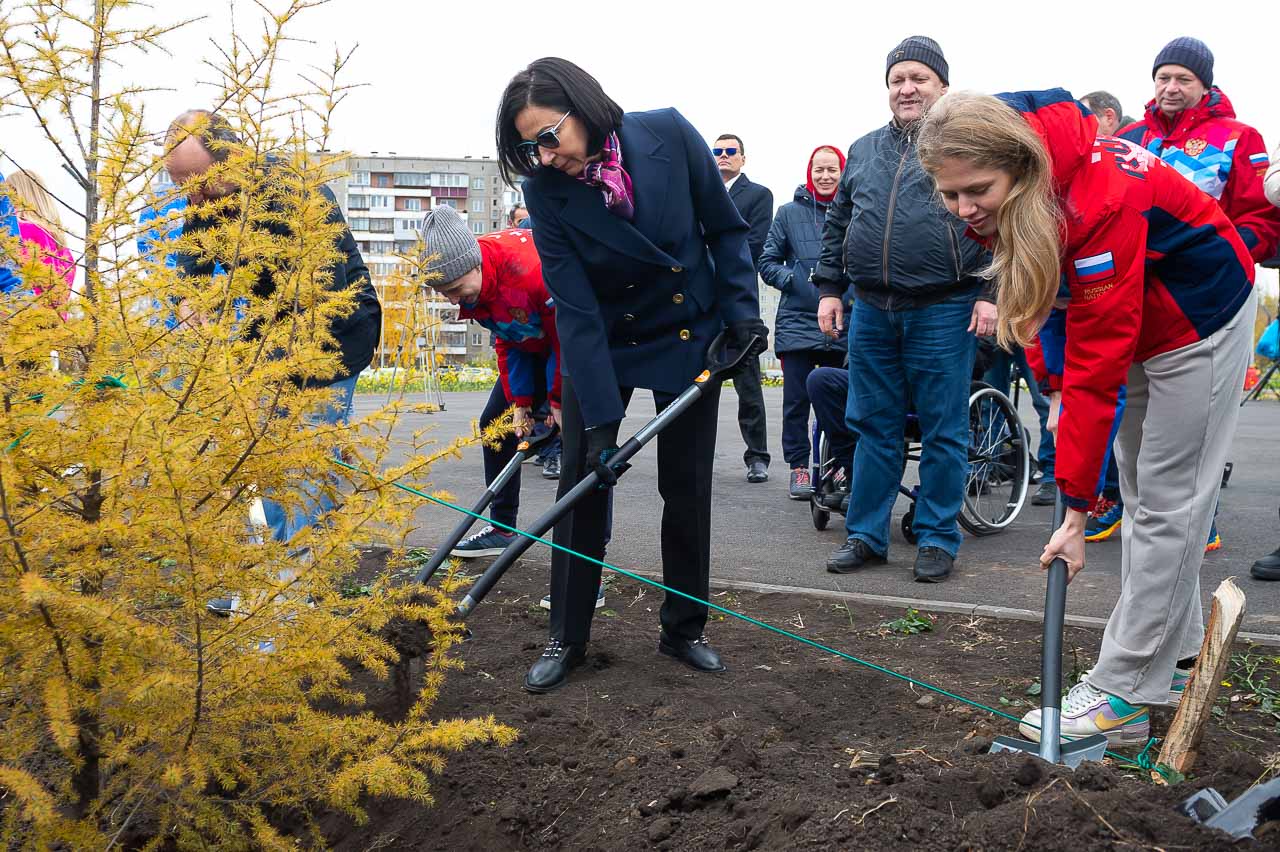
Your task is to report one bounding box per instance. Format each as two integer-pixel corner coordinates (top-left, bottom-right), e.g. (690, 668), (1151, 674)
(809, 381), (1030, 540)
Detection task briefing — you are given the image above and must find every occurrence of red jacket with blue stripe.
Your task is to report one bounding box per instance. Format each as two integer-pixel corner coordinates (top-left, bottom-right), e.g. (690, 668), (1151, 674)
(999, 90), (1255, 511)
(1119, 88), (1280, 263)
(458, 229), (561, 408)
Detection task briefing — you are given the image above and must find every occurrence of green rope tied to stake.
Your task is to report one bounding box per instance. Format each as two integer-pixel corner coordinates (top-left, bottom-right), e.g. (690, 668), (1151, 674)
(1114, 736), (1179, 783)
(334, 457), (1163, 770)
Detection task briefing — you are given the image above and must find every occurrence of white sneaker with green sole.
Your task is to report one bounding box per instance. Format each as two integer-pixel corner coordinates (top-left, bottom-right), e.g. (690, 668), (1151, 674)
(1018, 679), (1150, 747)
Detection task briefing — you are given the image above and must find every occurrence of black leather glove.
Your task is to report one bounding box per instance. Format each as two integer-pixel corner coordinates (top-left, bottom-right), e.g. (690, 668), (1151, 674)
(726, 318), (769, 359)
(584, 420), (629, 487)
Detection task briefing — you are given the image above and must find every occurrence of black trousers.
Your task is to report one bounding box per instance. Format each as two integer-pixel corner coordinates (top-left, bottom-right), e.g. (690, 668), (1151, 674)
(780, 349), (847, 468)
(549, 373), (721, 645)
(728, 355), (769, 466)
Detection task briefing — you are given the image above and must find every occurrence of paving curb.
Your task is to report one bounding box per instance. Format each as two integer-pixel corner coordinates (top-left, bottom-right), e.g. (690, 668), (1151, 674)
(622, 571), (1280, 649)
(436, 552), (1280, 648)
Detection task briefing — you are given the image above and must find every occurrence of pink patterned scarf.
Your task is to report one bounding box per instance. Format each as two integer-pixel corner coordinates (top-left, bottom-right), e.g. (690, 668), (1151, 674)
(577, 132), (635, 221)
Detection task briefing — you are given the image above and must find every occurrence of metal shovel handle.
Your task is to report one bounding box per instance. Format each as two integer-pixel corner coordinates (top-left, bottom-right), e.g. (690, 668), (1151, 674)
(1039, 491), (1069, 763)
(414, 425), (559, 584)
(455, 356), (729, 618)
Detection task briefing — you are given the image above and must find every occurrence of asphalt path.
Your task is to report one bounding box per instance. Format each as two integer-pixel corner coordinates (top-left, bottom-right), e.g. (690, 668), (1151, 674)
(355, 385), (1280, 638)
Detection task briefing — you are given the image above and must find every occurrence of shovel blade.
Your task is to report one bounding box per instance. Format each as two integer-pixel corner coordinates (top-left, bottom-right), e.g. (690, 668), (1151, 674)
(1059, 734), (1109, 768)
(990, 733), (1108, 769)
(989, 735), (1039, 758)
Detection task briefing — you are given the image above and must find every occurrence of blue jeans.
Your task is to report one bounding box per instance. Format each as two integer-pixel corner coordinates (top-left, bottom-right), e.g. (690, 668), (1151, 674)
(844, 299), (976, 557)
(261, 374), (359, 544)
(982, 346), (1055, 480)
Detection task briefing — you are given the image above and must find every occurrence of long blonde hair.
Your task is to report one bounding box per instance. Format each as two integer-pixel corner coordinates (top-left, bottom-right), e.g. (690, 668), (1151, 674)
(5, 170), (67, 246)
(916, 92), (1062, 349)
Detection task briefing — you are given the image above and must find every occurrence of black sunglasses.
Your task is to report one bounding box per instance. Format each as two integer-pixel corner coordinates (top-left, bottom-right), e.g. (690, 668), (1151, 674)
(518, 111), (571, 166)
(712, 147), (739, 157)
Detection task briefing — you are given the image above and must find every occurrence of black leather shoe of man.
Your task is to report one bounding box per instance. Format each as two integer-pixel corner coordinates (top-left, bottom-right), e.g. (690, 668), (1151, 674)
(523, 638), (586, 693)
(1251, 547), (1280, 581)
(826, 537), (887, 574)
(658, 633), (726, 673)
(746, 461), (769, 483)
(913, 546), (954, 583)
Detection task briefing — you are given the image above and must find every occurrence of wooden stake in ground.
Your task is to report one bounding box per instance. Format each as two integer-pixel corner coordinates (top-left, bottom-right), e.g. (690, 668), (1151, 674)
(1154, 578), (1247, 782)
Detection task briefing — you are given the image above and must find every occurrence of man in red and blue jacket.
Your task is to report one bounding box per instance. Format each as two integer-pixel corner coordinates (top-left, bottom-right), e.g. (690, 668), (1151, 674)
(1119, 38), (1279, 262)
(420, 206), (561, 558)
(1099, 38), (1279, 548)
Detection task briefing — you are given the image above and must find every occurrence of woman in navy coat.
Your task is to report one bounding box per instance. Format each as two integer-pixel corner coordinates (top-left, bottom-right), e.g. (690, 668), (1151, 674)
(497, 57), (768, 693)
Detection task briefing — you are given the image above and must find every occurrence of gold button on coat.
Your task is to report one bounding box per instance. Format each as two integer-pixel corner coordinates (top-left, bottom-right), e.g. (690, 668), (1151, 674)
(672, 293), (685, 304)
(678, 329), (691, 341)
(671, 266), (683, 273)
(623, 313), (636, 321)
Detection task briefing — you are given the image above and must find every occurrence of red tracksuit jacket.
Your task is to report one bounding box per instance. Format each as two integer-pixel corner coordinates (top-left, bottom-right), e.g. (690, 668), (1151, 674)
(995, 90), (1255, 511)
(457, 229), (561, 408)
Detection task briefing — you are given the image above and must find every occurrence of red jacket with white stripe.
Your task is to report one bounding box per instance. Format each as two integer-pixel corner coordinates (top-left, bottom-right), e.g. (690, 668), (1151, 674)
(996, 90), (1255, 510)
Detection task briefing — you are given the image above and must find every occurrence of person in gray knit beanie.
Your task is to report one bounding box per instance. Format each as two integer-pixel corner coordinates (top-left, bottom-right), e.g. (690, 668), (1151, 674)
(886, 35), (948, 87)
(419, 204), (482, 291)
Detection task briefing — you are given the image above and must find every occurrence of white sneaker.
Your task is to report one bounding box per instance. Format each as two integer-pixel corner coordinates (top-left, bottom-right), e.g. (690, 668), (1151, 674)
(1018, 679), (1149, 746)
(1080, 665), (1192, 708)
(539, 584), (606, 611)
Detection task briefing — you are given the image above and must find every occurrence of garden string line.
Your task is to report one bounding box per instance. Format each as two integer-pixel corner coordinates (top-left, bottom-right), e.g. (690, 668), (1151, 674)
(3, 376), (1167, 776)
(332, 457), (1170, 777)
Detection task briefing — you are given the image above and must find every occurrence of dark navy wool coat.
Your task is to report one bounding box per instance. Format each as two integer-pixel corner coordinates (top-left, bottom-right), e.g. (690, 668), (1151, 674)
(524, 108), (761, 428)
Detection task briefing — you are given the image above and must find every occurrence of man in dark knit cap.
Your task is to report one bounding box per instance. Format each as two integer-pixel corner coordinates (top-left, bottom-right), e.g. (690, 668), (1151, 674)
(1113, 38), (1280, 557)
(811, 36), (991, 583)
(1120, 37), (1279, 264)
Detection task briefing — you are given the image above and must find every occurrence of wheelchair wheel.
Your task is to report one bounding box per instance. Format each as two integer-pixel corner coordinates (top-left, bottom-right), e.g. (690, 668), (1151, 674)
(960, 382), (1029, 536)
(901, 507), (918, 544)
(810, 431), (844, 530)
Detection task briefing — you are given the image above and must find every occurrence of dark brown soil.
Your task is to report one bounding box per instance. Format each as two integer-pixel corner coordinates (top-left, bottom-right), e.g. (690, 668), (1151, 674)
(318, 550), (1280, 851)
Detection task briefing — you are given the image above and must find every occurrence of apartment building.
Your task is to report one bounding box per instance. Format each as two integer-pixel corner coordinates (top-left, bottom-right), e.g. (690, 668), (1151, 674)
(320, 151), (523, 365)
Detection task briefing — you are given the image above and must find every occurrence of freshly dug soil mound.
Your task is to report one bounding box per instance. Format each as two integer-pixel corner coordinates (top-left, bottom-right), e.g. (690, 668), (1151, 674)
(320, 553), (1279, 850)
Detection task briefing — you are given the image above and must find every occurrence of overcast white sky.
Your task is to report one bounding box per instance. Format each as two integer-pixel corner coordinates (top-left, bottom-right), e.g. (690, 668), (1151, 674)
(4, 0), (1279, 265)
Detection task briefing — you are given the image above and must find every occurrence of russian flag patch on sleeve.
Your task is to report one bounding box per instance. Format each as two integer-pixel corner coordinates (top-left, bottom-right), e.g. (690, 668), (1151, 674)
(1073, 251), (1115, 283)
(1250, 152), (1270, 168)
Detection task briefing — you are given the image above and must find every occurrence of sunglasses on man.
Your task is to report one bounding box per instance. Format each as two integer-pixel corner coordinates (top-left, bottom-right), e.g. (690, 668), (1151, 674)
(711, 147), (739, 157)
(518, 111), (571, 166)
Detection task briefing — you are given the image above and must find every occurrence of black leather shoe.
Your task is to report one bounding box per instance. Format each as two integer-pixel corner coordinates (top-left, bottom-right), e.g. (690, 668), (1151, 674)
(658, 633), (726, 673)
(523, 638), (586, 693)
(826, 537), (887, 574)
(913, 546), (954, 583)
(1031, 481), (1057, 506)
(746, 461), (769, 483)
(1251, 547), (1280, 581)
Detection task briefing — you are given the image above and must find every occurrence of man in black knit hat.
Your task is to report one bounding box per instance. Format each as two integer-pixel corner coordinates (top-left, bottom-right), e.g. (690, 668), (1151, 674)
(811, 36), (992, 584)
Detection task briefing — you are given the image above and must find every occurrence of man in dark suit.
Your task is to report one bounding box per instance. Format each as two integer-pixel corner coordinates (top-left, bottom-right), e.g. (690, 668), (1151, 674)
(715, 134), (772, 483)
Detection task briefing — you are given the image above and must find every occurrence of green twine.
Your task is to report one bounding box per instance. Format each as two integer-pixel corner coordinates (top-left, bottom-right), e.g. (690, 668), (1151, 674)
(4, 373), (128, 453)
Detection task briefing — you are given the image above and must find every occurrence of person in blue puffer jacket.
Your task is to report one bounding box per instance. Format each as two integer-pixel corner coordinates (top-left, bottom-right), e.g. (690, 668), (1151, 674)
(760, 145), (852, 500)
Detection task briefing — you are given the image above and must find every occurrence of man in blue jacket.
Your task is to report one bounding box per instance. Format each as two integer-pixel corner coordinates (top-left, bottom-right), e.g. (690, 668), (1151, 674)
(813, 36), (993, 583)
